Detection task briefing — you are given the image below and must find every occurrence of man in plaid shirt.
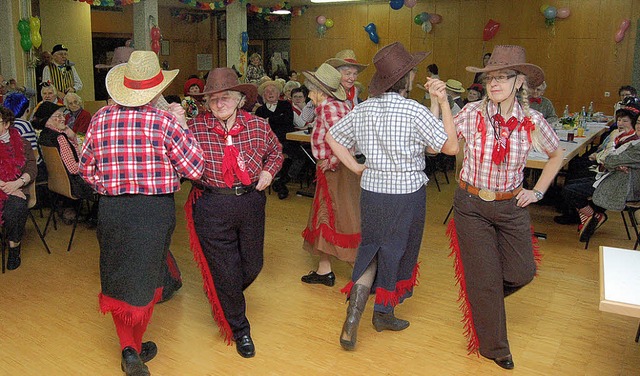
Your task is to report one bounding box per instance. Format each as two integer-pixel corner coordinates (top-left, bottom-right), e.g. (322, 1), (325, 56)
(79, 51), (204, 376)
(185, 68), (282, 359)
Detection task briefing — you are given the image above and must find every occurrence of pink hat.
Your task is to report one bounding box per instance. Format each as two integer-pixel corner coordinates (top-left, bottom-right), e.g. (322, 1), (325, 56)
(95, 46), (135, 69)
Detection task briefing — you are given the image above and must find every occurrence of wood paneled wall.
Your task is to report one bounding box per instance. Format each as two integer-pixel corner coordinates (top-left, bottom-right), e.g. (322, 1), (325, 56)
(291, 0), (640, 115)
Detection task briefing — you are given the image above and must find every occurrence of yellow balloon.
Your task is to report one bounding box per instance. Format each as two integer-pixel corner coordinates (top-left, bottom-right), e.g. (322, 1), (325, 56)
(325, 19), (334, 28)
(540, 4), (550, 14)
(30, 17), (42, 48)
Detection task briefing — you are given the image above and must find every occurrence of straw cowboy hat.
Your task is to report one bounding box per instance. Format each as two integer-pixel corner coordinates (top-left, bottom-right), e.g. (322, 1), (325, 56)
(95, 46), (135, 69)
(258, 79), (284, 96)
(325, 49), (368, 72)
(106, 50), (179, 107)
(368, 42), (430, 97)
(302, 63), (347, 101)
(202, 67), (258, 106)
(466, 45), (544, 88)
(445, 79), (465, 93)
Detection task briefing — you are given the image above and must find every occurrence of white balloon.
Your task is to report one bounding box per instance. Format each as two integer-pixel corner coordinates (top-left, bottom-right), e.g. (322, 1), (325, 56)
(422, 21), (432, 33)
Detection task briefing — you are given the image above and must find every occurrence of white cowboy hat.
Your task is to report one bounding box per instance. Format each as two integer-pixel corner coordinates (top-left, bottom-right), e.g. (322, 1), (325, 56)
(106, 50), (179, 107)
(302, 63), (346, 101)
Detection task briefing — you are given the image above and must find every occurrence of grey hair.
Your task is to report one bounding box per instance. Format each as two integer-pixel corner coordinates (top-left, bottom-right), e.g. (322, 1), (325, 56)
(63, 92), (83, 107)
(536, 81), (547, 91)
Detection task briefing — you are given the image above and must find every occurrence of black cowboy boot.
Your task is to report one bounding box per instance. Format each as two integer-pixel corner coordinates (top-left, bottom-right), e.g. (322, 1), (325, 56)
(7, 245), (21, 270)
(372, 310), (410, 332)
(340, 284), (370, 350)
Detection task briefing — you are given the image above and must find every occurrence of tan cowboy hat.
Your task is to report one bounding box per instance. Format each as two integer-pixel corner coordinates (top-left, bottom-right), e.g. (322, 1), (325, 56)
(302, 63), (347, 101)
(106, 50), (179, 107)
(95, 46), (135, 69)
(258, 79), (284, 96)
(445, 79), (465, 93)
(466, 45), (544, 88)
(202, 67), (258, 106)
(325, 49), (368, 72)
(368, 42), (430, 97)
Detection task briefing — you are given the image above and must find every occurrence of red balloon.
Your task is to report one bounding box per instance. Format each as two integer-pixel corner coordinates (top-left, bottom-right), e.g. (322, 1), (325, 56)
(620, 18), (631, 32)
(151, 26), (161, 41)
(430, 13), (443, 24)
(615, 29), (625, 43)
(482, 19), (500, 41)
(151, 40), (161, 54)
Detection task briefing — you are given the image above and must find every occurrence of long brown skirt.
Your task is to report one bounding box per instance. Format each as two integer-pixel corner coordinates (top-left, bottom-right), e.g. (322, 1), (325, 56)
(302, 161), (361, 263)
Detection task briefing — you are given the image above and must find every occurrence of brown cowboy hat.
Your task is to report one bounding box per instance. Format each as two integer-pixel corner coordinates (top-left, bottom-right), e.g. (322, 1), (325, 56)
(368, 42), (430, 97)
(302, 63), (347, 101)
(106, 50), (179, 107)
(202, 67), (258, 106)
(325, 49), (368, 73)
(466, 45), (544, 88)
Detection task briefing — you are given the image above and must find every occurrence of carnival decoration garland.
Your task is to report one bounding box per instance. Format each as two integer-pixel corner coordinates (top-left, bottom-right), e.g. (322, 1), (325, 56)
(74, 0), (141, 5)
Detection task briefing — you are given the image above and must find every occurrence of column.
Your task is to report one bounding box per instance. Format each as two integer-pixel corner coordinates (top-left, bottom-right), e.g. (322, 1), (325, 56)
(226, 1), (247, 72)
(133, 0), (158, 51)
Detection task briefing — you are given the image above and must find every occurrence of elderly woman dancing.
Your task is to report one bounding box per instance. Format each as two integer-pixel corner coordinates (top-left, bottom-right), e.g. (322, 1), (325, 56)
(444, 45), (563, 369)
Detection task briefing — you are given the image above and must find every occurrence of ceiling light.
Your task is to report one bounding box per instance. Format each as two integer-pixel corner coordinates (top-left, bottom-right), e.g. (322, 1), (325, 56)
(311, 0), (361, 3)
(271, 9), (292, 14)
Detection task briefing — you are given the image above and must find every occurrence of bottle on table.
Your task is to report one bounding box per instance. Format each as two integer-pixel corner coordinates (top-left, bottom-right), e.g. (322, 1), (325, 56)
(563, 104), (570, 118)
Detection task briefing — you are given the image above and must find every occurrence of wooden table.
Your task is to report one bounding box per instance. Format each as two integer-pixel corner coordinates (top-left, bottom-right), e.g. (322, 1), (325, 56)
(526, 123), (607, 169)
(286, 130), (315, 197)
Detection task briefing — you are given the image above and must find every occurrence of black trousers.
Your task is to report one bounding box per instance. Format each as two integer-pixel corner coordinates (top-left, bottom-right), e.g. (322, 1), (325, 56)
(2, 195), (28, 243)
(193, 189), (266, 339)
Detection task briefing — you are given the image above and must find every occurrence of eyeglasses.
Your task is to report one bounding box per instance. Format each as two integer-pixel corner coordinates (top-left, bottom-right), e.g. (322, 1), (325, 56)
(481, 74), (517, 85)
(50, 113), (65, 119)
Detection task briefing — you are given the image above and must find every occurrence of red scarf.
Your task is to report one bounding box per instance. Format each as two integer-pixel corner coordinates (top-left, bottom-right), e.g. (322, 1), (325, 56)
(529, 97), (542, 104)
(0, 128), (26, 226)
(491, 113), (519, 165)
(346, 86), (356, 107)
(614, 129), (639, 149)
(211, 119), (252, 188)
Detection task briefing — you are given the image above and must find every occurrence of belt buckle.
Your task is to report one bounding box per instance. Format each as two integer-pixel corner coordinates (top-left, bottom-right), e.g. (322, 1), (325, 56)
(234, 187), (245, 196)
(478, 188), (496, 202)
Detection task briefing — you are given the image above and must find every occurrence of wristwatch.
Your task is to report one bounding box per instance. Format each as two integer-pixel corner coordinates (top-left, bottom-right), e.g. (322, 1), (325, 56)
(19, 176), (27, 187)
(533, 189), (544, 201)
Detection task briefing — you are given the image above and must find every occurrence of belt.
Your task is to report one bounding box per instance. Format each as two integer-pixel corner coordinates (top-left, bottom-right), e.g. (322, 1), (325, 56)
(203, 183), (256, 196)
(458, 181), (521, 202)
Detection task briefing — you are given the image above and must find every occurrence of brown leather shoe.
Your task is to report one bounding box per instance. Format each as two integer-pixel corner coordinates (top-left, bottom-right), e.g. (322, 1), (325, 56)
(121, 347), (150, 376)
(340, 284), (370, 350)
(372, 311), (410, 332)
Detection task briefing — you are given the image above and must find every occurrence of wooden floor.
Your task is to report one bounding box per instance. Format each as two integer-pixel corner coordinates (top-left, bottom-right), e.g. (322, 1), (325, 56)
(2, 178), (640, 375)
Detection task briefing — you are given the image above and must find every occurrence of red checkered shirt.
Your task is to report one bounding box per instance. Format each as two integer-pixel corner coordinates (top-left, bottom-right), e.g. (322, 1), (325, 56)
(79, 104), (204, 195)
(187, 109), (283, 188)
(311, 97), (351, 169)
(454, 100), (559, 192)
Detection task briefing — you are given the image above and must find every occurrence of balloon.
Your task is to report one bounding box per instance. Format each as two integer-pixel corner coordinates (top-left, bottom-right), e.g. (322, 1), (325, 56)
(17, 19), (31, 52)
(539, 4), (550, 14)
(615, 29), (625, 43)
(421, 21), (432, 33)
(316, 15), (326, 25)
(325, 19), (334, 28)
(544, 6), (557, 20)
(419, 12), (430, 23)
(414, 14), (424, 25)
(620, 18), (631, 32)
(389, 0), (403, 10)
(30, 17), (41, 49)
(482, 19), (500, 41)
(150, 26), (161, 41)
(17, 19), (29, 34)
(430, 14), (443, 24)
(241, 31), (249, 53)
(317, 24), (327, 37)
(615, 19), (631, 43)
(151, 40), (160, 54)
(404, 0), (417, 8)
(364, 23), (379, 44)
(556, 8), (571, 19)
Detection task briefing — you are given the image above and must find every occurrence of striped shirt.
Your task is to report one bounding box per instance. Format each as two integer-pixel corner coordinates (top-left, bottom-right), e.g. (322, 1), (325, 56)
(79, 104), (204, 195)
(42, 63), (83, 93)
(13, 119), (41, 164)
(311, 97), (351, 169)
(455, 100), (559, 192)
(330, 92), (448, 194)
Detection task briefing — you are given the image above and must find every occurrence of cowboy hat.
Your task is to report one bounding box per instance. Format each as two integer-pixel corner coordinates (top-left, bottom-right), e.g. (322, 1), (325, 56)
(445, 79), (465, 93)
(258, 79), (284, 96)
(368, 42), (430, 97)
(95, 46), (135, 69)
(302, 63), (347, 101)
(202, 67), (258, 106)
(106, 50), (179, 107)
(466, 45), (544, 88)
(325, 49), (368, 73)
(33, 101), (64, 129)
(183, 77), (205, 96)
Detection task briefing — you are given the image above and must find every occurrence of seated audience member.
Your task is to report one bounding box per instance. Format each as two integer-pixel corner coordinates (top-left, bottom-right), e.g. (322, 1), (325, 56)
(291, 88), (311, 130)
(6, 78), (36, 98)
(270, 52), (289, 80)
(614, 85), (637, 113)
(529, 81), (558, 124)
(36, 102), (96, 224)
(245, 53), (266, 84)
(424, 64), (439, 102)
(0, 106), (37, 271)
(557, 103), (640, 242)
(255, 79), (296, 199)
(31, 83), (62, 127)
(445, 79), (465, 113)
(283, 80), (301, 101)
(289, 70), (298, 82)
(64, 93), (91, 134)
(184, 76), (204, 97)
(465, 83), (484, 104)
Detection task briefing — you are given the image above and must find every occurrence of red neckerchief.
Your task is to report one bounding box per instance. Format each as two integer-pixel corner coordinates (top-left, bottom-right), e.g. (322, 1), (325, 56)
(614, 129), (639, 149)
(529, 97), (542, 104)
(491, 113), (519, 165)
(292, 105), (302, 116)
(0, 128), (26, 226)
(346, 86), (356, 107)
(210, 117), (252, 188)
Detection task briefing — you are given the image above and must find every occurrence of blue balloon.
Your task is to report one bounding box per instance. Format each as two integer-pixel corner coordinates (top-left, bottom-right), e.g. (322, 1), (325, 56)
(544, 6), (557, 20)
(364, 23), (379, 44)
(390, 0), (403, 10)
(364, 22), (376, 33)
(241, 31), (249, 53)
(420, 12), (430, 23)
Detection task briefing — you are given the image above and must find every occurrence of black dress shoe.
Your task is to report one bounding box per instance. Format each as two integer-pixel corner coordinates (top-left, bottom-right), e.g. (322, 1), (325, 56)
(301, 271), (335, 286)
(235, 335), (255, 358)
(493, 355), (515, 370)
(121, 347), (150, 376)
(139, 341), (157, 363)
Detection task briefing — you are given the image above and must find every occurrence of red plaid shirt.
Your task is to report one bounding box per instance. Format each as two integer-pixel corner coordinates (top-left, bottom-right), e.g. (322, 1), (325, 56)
(455, 100), (559, 191)
(187, 110), (283, 188)
(311, 97), (351, 169)
(79, 104), (204, 195)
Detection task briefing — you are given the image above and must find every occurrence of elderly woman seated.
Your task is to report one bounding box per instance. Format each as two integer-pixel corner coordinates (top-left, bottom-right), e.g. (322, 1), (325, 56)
(529, 81), (558, 124)
(36, 102), (96, 224)
(0, 105), (37, 270)
(64, 93), (91, 134)
(558, 103), (640, 242)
